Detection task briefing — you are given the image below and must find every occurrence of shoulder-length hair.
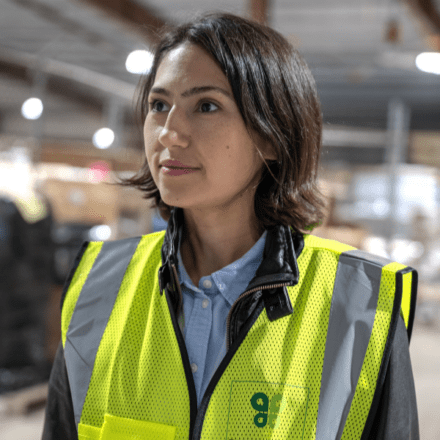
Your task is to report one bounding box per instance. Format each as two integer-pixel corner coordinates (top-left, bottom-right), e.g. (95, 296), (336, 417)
(121, 12), (325, 232)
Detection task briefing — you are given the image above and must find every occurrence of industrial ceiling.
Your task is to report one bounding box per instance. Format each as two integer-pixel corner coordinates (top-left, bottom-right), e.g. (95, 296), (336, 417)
(0, 0), (439, 160)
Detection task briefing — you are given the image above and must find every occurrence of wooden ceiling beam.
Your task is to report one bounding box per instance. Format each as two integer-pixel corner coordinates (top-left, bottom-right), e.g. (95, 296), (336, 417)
(415, 0), (440, 31)
(248, 0), (270, 25)
(79, 0), (171, 44)
(406, 0), (440, 50)
(0, 57), (102, 112)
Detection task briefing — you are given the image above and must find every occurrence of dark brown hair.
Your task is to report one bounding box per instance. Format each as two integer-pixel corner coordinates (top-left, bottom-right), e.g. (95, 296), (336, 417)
(122, 12), (325, 231)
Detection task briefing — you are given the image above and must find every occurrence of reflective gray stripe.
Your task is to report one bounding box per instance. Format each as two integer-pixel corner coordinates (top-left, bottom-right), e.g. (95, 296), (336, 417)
(64, 237), (141, 427)
(344, 249), (392, 268)
(316, 250), (384, 440)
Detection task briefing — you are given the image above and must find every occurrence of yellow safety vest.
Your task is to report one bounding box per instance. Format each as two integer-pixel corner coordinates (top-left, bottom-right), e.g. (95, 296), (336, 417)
(61, 231), (416, 440)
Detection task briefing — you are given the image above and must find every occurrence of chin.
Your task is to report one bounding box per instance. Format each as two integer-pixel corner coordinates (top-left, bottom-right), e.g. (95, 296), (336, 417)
(159, 193), (191, 210)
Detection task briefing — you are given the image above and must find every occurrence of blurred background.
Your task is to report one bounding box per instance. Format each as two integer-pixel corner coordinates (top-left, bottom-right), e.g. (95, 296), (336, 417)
(0, 0), (439, 438)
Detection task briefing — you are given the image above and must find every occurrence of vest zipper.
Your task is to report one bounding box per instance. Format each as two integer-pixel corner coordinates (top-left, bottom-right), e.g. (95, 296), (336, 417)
(192, 281), (291, 440)
(169, 260), (293, 437)
(226, 282), (290, 350)
(171, 263), (183, 318)
(165, 263), (198, 439)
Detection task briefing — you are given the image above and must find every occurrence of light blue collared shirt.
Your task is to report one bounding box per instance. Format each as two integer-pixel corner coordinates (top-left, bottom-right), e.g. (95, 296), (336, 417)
(177, 230), (267, 408)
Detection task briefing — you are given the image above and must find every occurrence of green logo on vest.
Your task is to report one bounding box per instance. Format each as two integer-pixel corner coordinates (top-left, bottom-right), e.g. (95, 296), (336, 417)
(250, 392), (286, 429)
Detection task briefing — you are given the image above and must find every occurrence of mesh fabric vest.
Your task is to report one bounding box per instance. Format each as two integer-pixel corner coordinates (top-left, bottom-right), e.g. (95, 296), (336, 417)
(61, 232), (415, 440)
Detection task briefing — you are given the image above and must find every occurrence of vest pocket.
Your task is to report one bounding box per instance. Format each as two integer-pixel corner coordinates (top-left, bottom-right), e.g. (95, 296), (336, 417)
(78, 414), (176, 440)
(78, 423), (101, 440)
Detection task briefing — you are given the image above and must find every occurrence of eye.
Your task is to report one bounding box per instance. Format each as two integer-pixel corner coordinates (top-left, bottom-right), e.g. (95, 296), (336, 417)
(149, 100), (170, 112)
(199, 101), (219, 113)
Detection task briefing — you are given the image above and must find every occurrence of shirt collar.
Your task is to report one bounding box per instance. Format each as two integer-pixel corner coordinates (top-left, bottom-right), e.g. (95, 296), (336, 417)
(177, 229), (267, 306)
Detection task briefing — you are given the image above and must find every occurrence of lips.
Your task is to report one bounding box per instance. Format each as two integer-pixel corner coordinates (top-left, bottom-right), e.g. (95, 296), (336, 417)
(159, 159), (199, 177)
(159, 159), (198, 169)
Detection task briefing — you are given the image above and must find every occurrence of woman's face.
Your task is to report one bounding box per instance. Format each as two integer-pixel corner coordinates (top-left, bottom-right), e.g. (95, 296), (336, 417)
(144, 43), (273, 213)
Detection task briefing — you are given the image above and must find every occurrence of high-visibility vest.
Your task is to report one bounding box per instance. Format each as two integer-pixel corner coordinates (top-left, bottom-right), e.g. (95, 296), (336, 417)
(61, 232), (416, 440)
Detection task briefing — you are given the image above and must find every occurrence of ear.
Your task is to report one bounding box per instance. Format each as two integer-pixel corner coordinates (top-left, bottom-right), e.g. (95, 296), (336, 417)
(252, 132), (278, 162)
(261, 142), (277, 161)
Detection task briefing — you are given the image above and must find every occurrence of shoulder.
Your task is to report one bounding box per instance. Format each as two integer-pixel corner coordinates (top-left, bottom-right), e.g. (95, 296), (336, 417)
(301, 233), (356, 255)
(300, 232), (417, 340)
(299, 233), (388, 269)
(60, 232), (167, 338)
(63, 232), (167, 298)
(301, 233), (411, 270)
(82, 230), (167, 261)
(67, 232), (167, 286)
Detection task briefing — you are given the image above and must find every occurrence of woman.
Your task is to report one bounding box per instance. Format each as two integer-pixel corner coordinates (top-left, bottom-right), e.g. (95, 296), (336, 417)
(43, 13), (419, 440)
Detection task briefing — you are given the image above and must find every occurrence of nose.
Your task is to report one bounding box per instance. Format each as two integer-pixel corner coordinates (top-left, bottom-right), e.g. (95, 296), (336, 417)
(158, 107), (190, 149)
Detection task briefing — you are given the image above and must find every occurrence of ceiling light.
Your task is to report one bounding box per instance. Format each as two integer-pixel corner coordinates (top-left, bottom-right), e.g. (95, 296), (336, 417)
(415, 52), (440, 75)
(21, 97), (43, 120)
(92, 127), (114, 149)
(125, 50), (154, 74)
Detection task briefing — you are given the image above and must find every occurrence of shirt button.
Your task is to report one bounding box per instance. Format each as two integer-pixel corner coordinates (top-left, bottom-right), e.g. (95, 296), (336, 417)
(191, 363), (198, 373)
(202, 299), (209, 309)
(203, 279), (212, 289)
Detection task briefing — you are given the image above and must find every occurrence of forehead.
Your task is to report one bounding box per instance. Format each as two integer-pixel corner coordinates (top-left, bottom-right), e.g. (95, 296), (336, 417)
(152, 43), (230, 92)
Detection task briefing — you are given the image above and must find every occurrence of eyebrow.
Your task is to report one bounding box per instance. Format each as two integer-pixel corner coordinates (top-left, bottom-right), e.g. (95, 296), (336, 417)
(150, 86), (232, 99)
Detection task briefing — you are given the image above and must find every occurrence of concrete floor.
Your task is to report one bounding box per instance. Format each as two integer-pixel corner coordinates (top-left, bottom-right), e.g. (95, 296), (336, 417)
(0, 322), (439, 440)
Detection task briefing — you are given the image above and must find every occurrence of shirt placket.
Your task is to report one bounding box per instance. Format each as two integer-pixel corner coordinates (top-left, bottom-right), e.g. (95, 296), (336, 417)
(183, 283), (213, 406)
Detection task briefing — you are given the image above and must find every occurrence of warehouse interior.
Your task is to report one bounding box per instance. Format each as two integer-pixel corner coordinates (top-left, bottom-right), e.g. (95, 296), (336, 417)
(0, 0), (440, 438)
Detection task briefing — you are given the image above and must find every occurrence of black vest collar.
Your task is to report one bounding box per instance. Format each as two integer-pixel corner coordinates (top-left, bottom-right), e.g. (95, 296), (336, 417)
(158, 207), (303, 321)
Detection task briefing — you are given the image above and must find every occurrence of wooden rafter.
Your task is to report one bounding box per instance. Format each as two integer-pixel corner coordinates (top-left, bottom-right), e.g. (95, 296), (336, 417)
(415, 0), (440, 31)
(248, 0), (270, 25)
(406, 0), (440, 50)
(79, 0), (171, 44)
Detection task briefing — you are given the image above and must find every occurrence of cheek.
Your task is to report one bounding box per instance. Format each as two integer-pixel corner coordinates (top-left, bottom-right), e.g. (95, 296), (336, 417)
(144, 142), (154, 171)
(144, 122), (161, 155)
(143, 121), (150, 150)
(209, 148), (257, 184)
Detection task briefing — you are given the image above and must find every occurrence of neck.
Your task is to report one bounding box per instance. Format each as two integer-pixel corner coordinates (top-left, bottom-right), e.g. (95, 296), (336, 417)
(180, 206), (264, 286)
